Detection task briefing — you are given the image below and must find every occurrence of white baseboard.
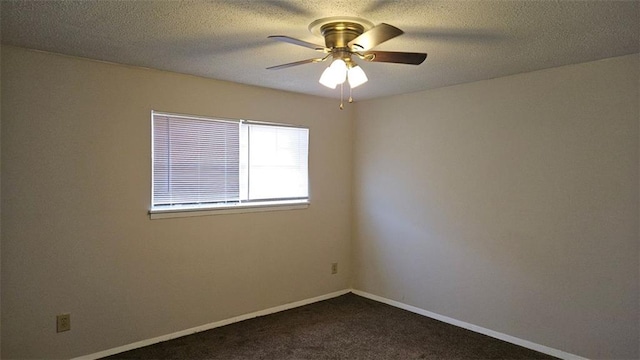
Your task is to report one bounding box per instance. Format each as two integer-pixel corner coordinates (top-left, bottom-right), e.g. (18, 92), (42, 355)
(351, 289), (589, 360)
(74, 289), (351, 360)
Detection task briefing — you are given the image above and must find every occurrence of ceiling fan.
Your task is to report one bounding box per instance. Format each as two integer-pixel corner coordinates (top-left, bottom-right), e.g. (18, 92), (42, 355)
(267, 17), (427, 109)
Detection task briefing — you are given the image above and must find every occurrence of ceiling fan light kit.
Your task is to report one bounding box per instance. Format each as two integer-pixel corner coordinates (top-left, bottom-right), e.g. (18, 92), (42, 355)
(268, 17), (427, 109)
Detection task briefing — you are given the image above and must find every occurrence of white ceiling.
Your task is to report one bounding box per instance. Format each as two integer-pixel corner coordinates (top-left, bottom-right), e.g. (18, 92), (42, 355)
(1, 0), (638, 100)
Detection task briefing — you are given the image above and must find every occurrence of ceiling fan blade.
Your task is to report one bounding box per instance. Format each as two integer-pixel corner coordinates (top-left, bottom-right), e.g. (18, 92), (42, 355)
(363, 51), (427, 65)
(348, 23), (404, 51)
(267, 58), (324, 70)
(268, 35), (327, 51)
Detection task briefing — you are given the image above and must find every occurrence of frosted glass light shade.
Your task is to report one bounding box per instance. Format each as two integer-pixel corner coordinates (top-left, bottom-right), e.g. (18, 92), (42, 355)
(319, 66), (338, 88)
(329, 59), (347, 83)
(348, 65), (368, 88)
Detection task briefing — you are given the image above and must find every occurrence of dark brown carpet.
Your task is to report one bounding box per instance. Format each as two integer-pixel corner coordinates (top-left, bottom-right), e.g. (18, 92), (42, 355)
(104, 293), (558, 359)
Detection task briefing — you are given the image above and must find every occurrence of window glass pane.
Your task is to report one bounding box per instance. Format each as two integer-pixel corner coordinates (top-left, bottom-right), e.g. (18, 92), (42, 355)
(246, 124), (309, 200)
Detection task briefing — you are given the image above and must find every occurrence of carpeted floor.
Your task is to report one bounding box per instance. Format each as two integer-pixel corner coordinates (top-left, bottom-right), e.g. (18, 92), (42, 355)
(104, 293), (558, 359)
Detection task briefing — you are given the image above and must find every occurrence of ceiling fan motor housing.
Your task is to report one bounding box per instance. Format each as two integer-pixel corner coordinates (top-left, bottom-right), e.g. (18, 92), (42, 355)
(320, 22), (364, 50)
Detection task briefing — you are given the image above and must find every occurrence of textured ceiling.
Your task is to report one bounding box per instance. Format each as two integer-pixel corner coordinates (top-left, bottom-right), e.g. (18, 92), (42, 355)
(1, 0), (639, 100)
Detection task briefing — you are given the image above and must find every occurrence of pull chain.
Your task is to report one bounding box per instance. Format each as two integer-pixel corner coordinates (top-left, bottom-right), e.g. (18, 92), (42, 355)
(349, 85), (353, 103)
(339, 82), (344, 110)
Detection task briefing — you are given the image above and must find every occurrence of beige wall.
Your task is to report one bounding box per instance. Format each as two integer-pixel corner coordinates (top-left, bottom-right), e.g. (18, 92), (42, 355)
(0, 46), (353, 358)
(0, 44), (3, 357)
(353, 54), (639, 359)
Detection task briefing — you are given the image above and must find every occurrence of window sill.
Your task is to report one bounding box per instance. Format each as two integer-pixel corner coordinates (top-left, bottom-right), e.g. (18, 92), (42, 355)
(149, 200), (309, 219)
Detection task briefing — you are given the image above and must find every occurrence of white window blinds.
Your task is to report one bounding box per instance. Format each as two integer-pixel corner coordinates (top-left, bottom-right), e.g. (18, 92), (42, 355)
(152, 114), (240, 207)
(152, 112), (309, 211)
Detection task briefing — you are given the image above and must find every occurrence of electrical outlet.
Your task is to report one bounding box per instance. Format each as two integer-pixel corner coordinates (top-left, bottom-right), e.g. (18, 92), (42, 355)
(57, 314), (70, 333)
(331, 262), (338, 275)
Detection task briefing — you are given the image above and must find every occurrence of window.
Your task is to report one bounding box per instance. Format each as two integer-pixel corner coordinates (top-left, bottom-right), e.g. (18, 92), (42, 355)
(151, 111), (309, 217)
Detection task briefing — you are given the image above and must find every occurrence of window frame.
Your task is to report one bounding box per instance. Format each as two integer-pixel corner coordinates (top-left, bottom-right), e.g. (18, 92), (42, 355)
(149, 111), (310, 219)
